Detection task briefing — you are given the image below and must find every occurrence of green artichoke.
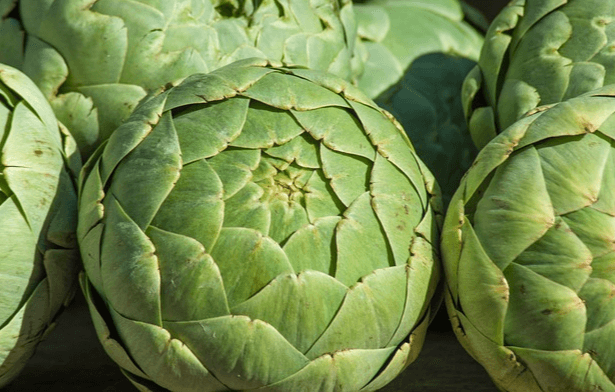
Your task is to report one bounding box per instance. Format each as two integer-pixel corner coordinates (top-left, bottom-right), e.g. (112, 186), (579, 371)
(17, 0), (360, 159)
(442, 86), (615, 391)
(375, 53), (478, 206)
(77, 58), (442, 391)
(463, 0), (615, 149)
(0, 64), (81, 387)
(353, 0), (483, 99)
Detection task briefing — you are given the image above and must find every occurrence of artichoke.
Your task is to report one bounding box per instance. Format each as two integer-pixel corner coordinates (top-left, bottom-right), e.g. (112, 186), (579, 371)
(17, 0), (360, 159)
(463, 0), (615, 149)
(77, 58), (442, 391)
(0, 64), (81, 387)
(353, 0), (483, 100)
(442, 86), (615, 391)
(375, 53), (478, 206)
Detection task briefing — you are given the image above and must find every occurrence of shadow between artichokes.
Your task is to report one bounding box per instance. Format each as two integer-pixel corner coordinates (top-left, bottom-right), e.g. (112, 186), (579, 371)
(0, 64), (81, 387)
(77, 58), (442, 391)
(0, 0), (22, 69)
(442, 85), (615, 391)
(353, 0), (483, 100)
(352, 0), (483, 207)
(375, 53), (478, 207)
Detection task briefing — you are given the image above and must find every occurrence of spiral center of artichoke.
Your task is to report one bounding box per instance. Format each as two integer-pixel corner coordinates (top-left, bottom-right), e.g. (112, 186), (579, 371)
(256, 166), (310, 204)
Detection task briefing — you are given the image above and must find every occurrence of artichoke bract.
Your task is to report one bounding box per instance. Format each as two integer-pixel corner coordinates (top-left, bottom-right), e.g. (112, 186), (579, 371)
(442, 86), (615, 391)
(77, 58), (442, 391)
(0, 64), (80, 387)
(18, 0), (360, 159)
(353, 0), (483, 100)
(375, 53), (478, 206)
(463, 0), (615, 149)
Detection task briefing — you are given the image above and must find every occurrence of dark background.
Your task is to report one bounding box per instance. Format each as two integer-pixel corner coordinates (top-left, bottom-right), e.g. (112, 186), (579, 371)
(6, 1), (511, 391)
(468, 0), (509, 22)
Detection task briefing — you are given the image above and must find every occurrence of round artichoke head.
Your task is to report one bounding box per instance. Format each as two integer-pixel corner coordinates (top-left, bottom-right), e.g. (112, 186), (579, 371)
(18, 0), (361, 159)
(0, 64), (80, 387)
(463, 0), (615, 149)
(442, 86), (615, 391)
(77, 58), (442, 391)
